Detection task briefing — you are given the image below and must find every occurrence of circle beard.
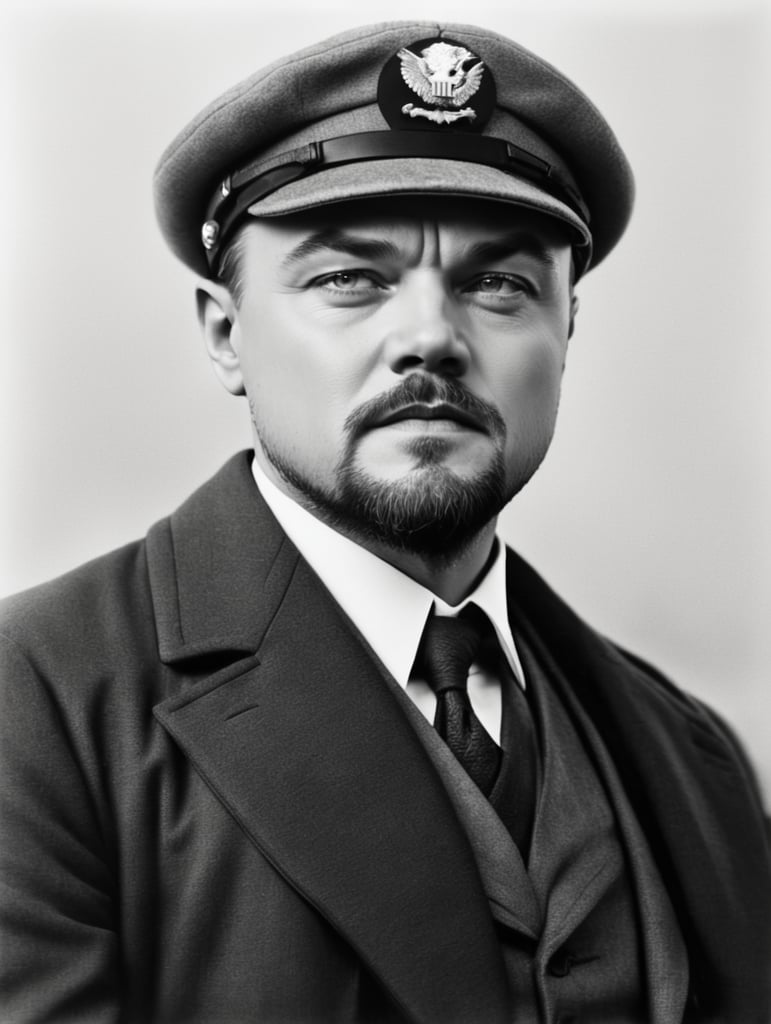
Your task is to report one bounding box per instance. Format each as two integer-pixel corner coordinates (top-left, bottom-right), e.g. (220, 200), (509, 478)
(258, 430), (511, 564)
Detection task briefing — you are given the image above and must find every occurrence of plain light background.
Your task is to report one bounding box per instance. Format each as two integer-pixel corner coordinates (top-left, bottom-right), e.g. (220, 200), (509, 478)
(2, 0), (770, 797)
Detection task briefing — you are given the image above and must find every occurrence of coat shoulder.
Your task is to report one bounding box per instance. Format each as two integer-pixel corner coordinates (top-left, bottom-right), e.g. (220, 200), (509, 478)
(0, 538), (153, 669)
(506, 545), (765, 790)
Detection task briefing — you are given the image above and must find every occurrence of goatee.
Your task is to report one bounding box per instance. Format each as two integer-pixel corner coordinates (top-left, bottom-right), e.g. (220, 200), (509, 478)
(254, 375), (512, 564)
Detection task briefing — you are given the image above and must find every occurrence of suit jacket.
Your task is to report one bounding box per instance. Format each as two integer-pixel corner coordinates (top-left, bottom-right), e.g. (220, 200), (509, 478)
(1, 451), (769, 1024)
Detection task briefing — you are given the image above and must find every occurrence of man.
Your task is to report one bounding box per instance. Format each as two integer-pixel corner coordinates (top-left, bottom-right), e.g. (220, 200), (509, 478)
(1, 19), (769, 1024)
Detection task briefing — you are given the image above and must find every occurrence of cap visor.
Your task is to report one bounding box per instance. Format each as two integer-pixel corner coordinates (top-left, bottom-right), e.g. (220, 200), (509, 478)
(246, 157), (591, 250)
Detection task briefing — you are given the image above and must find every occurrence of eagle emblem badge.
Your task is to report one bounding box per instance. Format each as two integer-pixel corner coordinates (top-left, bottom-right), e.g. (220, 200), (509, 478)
(377, 37), (496, 132)
(398, 42), (485, 124)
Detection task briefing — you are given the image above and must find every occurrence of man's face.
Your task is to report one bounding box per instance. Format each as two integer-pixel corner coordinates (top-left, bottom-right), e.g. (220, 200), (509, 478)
(215, 197), (575, 558)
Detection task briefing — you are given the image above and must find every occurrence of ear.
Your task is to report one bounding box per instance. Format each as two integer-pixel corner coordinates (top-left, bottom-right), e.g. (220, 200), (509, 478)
(567, 292), (580, 341)
(195, 279), (245, 396)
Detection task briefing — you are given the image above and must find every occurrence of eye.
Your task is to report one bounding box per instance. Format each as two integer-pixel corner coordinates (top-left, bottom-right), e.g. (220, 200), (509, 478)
(316, 270), (383, 293)
(462, 274), (533, 298)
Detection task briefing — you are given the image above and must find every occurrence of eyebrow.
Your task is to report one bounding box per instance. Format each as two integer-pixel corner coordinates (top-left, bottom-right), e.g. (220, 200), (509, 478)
(281, 229), (403, 269)
(457, 232), (563, 271)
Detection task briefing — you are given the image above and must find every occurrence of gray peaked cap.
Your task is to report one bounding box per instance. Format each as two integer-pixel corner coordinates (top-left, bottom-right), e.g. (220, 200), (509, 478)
(154, 21), (634, 279)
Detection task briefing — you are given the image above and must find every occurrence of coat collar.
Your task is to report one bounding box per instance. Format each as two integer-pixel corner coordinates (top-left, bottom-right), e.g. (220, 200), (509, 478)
(146, 450), (298, 662)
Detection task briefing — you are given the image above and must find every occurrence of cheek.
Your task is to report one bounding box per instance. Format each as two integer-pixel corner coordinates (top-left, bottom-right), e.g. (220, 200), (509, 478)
(494, 337), (566, 421)
(238, 315), (364, 450)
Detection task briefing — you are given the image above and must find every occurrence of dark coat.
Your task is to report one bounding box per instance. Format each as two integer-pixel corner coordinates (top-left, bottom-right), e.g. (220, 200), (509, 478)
(1, 451), (769, 1023)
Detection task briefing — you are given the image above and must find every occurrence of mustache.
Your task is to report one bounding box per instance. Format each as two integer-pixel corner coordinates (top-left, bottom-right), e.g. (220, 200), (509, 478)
(344, 374), (506, 439)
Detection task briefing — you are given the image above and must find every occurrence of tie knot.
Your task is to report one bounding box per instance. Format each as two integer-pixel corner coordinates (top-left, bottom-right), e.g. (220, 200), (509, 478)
(417, 605), (489, 695)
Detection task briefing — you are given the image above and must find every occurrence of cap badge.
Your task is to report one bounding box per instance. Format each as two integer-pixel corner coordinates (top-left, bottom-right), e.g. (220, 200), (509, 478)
(399, 42), (483, 124)
(378, 37), (495, 132)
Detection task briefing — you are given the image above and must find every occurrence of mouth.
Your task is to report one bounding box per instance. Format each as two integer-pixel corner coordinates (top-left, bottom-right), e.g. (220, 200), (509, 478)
(373, 403), (487, 433)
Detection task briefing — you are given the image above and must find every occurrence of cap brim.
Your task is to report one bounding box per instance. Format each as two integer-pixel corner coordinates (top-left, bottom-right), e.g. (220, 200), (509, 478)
(247, 157), (591, 251)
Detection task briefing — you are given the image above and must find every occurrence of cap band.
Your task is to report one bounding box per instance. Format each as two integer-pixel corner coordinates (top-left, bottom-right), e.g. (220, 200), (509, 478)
(201, 129), (591, 273)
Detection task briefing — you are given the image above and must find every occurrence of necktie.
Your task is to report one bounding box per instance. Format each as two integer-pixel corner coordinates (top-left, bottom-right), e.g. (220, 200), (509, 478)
(416, 606), (502, 796)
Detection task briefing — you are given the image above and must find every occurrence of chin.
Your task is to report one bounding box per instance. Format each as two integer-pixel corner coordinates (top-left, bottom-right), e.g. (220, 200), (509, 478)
(330, 454), (510, 562)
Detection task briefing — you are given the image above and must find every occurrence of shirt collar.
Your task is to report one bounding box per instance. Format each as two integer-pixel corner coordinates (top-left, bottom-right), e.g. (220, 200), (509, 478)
(251, 458), (525, 690)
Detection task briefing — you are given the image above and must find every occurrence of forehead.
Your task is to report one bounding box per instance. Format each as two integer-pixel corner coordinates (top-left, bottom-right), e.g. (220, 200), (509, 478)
(242, 196), (576, 259)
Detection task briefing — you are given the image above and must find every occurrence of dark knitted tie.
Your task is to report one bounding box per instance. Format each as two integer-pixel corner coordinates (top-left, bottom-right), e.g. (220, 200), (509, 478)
(416, 606), (502, 796)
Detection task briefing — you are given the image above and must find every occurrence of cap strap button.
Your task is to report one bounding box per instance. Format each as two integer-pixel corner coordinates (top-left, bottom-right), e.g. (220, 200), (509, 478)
(201, 220), (220, 250)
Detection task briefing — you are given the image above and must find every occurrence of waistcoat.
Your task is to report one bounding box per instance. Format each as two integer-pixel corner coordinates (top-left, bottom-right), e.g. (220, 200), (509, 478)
(395, 619), (689, 1023)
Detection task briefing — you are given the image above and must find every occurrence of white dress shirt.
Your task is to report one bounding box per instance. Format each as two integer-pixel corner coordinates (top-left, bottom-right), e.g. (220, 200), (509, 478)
(251, 459), (526, 744)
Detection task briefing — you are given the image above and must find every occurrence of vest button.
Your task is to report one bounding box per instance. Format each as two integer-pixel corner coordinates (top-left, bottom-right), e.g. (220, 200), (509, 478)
(548, 949), (598, 977)
(548, 949), (573, 977)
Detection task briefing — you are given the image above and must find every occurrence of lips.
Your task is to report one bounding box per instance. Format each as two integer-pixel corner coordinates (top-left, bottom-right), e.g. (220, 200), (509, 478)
(374, 402), (487, 432)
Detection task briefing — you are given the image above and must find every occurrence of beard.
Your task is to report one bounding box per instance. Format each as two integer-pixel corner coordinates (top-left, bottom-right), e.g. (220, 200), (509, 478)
(253, 375), (529, 563)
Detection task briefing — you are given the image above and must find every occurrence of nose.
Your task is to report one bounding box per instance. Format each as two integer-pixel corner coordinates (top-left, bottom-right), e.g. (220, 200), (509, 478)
(383, 271), (471, 377)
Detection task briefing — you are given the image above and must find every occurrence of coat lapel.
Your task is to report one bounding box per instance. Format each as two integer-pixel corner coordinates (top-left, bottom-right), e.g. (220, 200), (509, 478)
(148, 453), (510, 1024)
(514, 622), (689, 1022)
(507, 549), (771, 1019)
